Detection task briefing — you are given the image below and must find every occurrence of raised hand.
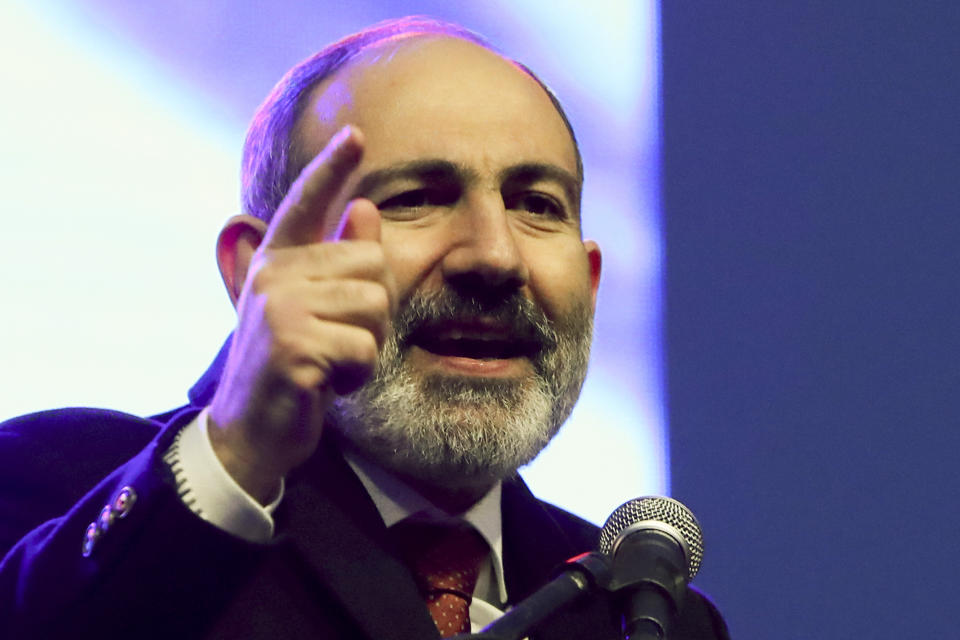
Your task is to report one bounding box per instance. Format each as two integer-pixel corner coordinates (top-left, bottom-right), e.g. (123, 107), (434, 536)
(208, 126), (396, 503)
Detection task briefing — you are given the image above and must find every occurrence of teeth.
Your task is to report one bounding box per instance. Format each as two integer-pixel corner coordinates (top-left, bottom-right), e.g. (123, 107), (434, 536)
(422, 335), (515, 359)
(439, 329), (506, 342)
(410, 322), (535, 361)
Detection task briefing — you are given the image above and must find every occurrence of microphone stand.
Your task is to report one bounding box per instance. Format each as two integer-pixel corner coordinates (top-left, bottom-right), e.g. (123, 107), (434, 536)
(450, 534), (689, 640)
(450, 552), (612, 640)
(451, 496), (703, 640)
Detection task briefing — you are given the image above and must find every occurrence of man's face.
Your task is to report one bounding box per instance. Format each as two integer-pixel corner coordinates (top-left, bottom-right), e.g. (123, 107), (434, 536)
(297, 37), (601, 487)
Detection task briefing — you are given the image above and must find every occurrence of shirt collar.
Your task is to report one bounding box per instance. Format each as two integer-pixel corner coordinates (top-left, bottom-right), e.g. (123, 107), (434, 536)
(343, 449), (508, 605)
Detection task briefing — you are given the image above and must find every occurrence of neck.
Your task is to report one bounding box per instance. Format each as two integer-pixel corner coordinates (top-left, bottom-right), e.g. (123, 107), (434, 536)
(333, 432), (498, 514)
(399, 472), (496, 515)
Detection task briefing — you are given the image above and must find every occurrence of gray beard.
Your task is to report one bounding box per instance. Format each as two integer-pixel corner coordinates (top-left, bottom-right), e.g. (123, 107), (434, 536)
(331, 289), (593, 489)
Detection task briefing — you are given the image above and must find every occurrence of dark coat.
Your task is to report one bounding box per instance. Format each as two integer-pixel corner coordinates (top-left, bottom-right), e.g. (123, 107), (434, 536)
(0, 405), (729, 640)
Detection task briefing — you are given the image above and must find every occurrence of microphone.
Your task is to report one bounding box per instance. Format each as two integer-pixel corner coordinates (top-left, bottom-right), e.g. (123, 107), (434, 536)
(460, 496), (703, 640)
(598, 497), (704, 640)
(462, 550), (612, 640)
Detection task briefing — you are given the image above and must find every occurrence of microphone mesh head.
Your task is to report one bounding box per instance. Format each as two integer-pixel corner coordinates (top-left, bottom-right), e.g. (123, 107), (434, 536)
(598, 496), (704, 580)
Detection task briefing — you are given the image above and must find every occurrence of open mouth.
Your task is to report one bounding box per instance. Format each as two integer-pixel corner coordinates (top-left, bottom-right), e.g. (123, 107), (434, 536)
(406, 321), (541, 361)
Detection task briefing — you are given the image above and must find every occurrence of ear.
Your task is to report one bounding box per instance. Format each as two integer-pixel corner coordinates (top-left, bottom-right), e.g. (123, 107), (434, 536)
(583, 240), (602, 312)
(216, 214), (268, 308)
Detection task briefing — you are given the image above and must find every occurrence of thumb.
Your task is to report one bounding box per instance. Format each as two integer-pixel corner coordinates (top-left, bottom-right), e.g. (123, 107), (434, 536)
(328, 198), (398, 315)
(329, 198), (381, 242)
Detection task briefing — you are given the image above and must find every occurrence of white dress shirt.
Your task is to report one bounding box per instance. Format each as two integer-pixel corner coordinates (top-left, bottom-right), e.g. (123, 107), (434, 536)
(166, 409), (509, 631)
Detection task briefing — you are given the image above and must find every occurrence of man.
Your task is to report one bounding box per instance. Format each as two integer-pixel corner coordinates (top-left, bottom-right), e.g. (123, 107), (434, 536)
(0, 18), (728, 639)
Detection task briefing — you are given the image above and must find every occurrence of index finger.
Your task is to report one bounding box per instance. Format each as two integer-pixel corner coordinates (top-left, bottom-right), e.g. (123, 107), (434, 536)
(262, 125), (364, 249)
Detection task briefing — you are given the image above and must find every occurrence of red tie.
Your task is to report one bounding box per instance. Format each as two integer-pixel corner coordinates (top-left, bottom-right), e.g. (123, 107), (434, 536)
(391, 521), (489, 638)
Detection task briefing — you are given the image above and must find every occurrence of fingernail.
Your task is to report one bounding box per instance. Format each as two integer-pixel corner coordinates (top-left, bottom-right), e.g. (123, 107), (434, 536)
(329, 125), (355, 152)
(331, 124), (351, 145)
(327, 125), (361, 163)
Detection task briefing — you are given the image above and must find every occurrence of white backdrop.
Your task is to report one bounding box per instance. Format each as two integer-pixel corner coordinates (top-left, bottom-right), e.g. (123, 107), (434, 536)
(0, 0), (664, 524)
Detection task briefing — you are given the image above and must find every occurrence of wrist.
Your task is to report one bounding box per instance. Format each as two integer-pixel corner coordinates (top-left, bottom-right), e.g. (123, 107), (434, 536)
(206, 417), (285, 506)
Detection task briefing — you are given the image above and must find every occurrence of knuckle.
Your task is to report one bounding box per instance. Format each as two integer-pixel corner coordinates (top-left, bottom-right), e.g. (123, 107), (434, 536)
(288, 362), (326, 392)
(261, 295), (288, 325)
(354, 281), (390, 311)
(249, 261), (279, 293)
(368, 283), (391, 311)
(350, 331), (379, 366)
(357, 240), (384, 258)
(296, 169), (328, 202)
(249, 270), (269, 294)
(366, 244), (388, 272)
(348, 241), (386, 268)
(306, 243), (335, 263)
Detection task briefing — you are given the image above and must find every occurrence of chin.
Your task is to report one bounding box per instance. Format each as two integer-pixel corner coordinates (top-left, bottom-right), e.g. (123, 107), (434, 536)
(330, 288), (594, 487)
(331, 370), (569, 487)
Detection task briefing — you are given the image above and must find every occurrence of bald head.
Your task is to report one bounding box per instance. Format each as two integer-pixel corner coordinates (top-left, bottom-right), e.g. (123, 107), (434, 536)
(241, 18), (582, 224)
(291, 37), (580, 236)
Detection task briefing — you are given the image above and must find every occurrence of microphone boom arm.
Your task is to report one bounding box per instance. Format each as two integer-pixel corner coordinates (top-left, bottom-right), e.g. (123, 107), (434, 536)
(454, 552), (612, 640)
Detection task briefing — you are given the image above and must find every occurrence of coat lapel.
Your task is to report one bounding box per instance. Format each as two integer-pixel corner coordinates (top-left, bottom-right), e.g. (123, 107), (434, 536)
(500, 476), (618, 640)
(275, 440), (440, 640)
(501, 475), (587, 602)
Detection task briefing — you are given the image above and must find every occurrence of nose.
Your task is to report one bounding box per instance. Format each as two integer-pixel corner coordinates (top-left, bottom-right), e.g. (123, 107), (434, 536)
(441, 195), (529, 296)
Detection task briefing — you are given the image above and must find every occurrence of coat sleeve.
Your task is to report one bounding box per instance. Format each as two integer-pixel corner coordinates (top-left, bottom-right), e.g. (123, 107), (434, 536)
(0, 408), (266, 639)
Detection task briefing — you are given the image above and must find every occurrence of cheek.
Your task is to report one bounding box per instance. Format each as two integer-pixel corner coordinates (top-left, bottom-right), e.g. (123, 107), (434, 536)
(523, 241), (595, 314)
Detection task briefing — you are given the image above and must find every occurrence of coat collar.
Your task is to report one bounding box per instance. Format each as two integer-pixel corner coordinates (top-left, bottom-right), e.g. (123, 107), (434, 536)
(501, 476), (618, 639)
(501, 475), (591, 603)
(275, 440), (441, 640)
(272, 442), (604, 639)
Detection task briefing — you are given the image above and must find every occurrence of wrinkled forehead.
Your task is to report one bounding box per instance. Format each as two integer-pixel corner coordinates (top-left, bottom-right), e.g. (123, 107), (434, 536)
(292, 36), (579, 180)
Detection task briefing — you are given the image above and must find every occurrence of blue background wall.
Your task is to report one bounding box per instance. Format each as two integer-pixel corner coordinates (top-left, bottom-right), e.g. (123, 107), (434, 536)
(662, 3), (960, 637)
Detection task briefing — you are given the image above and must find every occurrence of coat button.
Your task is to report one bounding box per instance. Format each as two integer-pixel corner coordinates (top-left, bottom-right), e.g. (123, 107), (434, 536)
(113, 486), (137, 518)
(81, 521), (99, 557)
(97, 504), (115, 533)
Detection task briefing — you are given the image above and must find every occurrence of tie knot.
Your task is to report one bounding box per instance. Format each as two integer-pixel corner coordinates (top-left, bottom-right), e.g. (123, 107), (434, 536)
(391, 520), (489, 636)
(391, 521), (489, 598)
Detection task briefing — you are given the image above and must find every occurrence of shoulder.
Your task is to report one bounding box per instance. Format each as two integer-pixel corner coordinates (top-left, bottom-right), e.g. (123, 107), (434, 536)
(0, 407), (162, 468)
(0, 405), (161, 438)
(536, 499), (601, 549)
(501, 475), (600, 553)
(0, 408), (164, 521)
(676, 585), (732, 640)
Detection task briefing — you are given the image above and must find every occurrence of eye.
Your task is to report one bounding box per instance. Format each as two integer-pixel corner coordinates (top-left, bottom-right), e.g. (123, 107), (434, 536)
(506, 192), (565, 219)
(378, 188), (457, 210)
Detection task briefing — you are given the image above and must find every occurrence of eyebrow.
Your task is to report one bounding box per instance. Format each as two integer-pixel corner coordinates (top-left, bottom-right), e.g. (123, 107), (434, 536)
(499, 162), (581, 210)
(355, 159), (463, 195)
(354, 159), (581, 210)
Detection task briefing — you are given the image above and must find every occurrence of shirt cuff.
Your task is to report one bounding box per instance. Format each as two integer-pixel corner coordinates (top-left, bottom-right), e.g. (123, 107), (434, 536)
(163, 408), (283, 543)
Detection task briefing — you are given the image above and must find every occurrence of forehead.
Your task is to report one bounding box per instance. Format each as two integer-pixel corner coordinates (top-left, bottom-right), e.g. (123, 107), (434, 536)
(295, 37), (578, 178)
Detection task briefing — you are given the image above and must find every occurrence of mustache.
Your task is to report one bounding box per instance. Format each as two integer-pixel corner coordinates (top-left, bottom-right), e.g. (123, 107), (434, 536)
(392, 289), (559, 354)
